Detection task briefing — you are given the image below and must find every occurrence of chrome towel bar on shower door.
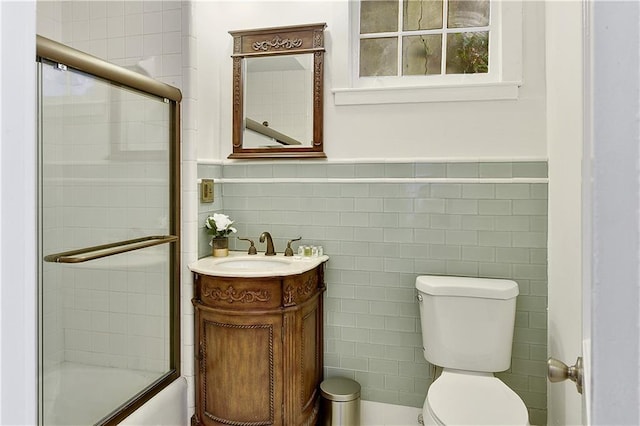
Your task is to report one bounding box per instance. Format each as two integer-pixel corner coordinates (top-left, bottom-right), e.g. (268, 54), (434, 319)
(44, 235), (178, 264)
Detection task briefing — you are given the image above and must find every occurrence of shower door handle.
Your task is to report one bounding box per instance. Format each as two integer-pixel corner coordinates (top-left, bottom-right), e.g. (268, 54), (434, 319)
(548, 356), (583, 394)
(44, 235), (178, 263)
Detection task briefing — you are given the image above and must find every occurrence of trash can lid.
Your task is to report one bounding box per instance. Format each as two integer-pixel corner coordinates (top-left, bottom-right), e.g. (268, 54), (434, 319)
(320, 377), (361, 402)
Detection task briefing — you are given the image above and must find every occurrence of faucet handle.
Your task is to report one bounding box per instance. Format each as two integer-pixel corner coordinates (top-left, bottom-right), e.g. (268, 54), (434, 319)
(284, 237), (302, 256)
(237, 237), (257, 255)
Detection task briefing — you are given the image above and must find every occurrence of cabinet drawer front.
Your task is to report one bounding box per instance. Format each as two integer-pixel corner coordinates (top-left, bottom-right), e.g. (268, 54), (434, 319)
(197, 275), (282, 310)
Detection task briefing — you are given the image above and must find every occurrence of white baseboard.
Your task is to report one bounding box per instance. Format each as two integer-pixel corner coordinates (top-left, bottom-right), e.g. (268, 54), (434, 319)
(360, 400), (422, 426)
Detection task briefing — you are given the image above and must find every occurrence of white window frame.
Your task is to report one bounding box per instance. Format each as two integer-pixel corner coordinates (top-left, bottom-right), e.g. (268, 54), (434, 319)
(332, 0), (523, 105)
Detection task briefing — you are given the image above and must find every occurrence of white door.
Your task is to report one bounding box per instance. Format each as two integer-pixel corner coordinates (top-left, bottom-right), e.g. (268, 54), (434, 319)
(546, 1), (588, 425)
(548, 1), (640, 425)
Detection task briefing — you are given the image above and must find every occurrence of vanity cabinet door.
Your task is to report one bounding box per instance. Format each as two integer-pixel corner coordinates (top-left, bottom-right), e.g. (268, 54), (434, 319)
(289, 292), (324, 424)
(194, 307), (283, 426)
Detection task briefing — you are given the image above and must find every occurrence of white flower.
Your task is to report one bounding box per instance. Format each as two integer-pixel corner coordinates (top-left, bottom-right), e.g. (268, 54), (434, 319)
(213, 213), (232, 229)
(205, 213), (237, 237)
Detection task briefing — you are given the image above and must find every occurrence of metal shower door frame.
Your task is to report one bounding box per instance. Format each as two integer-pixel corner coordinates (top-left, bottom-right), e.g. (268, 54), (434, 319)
(36, 35), (182, 426)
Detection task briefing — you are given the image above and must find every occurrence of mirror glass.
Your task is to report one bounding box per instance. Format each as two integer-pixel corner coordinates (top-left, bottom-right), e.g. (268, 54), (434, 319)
(243, 54), (313, 149)
(229, 23), (326, 159)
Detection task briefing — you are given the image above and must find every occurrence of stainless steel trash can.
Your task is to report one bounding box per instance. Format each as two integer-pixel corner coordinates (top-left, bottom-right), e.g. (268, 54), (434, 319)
(320, 377), (361, 426)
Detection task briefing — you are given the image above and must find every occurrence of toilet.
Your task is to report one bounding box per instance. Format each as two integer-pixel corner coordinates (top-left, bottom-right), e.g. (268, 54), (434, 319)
(415, 275), (530, 426)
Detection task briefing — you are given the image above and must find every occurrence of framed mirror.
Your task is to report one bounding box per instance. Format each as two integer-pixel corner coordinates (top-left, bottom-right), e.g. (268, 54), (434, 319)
(229, 23), (326, 159)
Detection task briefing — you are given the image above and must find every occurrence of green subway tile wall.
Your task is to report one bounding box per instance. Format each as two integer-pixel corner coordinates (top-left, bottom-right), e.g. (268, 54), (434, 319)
(197, 161), (548, 426)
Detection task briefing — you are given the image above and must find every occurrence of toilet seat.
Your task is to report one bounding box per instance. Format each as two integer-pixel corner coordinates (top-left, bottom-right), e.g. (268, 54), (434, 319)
(426, 370), (529, 425)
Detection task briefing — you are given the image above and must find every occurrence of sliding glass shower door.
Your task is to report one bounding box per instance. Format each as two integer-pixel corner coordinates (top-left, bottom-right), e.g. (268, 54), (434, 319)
(37, 36), (180, 426)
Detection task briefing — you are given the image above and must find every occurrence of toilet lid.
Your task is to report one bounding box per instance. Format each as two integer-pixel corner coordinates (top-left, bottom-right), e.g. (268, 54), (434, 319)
(427, 371), (529, 425)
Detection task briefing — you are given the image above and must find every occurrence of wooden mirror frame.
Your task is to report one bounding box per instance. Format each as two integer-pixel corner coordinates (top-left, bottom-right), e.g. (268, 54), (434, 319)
(228, 23), (326, 159)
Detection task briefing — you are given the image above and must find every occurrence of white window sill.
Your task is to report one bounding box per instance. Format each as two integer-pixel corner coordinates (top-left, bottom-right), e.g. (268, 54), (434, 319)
(331, 81), (521, 106)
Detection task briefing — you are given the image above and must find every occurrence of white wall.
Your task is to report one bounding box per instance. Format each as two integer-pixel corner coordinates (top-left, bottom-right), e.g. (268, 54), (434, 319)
(195, 0), (547, 161)
(0, 1), (37, 425)
(590, 1), (640, 423)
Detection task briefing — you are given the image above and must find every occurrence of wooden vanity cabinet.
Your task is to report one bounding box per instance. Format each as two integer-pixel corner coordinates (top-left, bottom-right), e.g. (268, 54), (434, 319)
(191, 263), (326, 426)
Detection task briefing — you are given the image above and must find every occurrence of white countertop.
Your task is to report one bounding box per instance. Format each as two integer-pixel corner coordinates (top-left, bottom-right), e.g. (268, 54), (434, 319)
(188, 251), (329, 278)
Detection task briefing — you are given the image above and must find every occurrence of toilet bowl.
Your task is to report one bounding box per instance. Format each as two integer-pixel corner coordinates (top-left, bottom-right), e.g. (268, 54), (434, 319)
(421, 370), (529, 425)
(415, 275), (529, 426)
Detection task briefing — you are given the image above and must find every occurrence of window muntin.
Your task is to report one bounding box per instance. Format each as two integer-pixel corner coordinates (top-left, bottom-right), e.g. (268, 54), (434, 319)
(358, 0), (492, 79)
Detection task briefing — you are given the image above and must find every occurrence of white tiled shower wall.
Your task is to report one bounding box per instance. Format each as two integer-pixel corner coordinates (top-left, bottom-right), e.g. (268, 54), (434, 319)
(198, 161), (549, 426)
(40, 82), (172, 373)
(37, 0), (184, 89)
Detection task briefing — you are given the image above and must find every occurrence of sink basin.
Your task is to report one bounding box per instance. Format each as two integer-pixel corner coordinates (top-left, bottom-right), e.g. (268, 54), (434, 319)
(215, 258), (290, 270)
(188, 252), (329, 278)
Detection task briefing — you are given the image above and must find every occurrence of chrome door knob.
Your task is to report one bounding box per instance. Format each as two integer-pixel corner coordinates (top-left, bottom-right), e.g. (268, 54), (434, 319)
(548, 356), (583, 394)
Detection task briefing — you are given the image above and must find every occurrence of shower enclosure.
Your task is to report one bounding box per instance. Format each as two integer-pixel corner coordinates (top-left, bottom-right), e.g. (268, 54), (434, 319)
(36, 36), (181, 425)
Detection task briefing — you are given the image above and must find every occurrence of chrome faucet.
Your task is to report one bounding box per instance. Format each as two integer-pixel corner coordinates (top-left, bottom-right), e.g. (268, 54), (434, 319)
(259, 231), (276, 256)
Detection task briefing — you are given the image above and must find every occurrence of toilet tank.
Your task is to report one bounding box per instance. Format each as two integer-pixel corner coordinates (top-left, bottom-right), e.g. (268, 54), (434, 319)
(415, 275), (519, 373)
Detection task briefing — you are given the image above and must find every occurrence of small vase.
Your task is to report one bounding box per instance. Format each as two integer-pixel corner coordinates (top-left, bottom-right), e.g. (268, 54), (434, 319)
(212, 237), (229, 257)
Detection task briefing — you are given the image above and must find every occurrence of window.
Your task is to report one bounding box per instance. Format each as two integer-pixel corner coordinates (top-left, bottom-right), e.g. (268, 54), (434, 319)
(359, 0), (491, 78)
(333, 0), (522, 105)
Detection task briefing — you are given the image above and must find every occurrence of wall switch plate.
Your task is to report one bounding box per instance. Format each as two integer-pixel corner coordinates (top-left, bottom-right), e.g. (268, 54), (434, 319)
(201, 179), (214, 203)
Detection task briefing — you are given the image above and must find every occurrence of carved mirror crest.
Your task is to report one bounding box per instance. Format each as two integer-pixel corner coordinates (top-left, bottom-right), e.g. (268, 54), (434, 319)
(229, 23), (326, 159)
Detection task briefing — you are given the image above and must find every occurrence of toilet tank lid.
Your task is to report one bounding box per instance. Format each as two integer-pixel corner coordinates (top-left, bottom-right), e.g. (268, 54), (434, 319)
(416, 275), (519, 299)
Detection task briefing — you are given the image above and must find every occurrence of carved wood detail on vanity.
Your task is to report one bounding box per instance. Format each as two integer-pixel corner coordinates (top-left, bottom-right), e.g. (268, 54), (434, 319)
(197, 275), (282, 310)
(203, 285), (271, 304)
(192, 262), (326, 426)
(283, 270), (318, 307)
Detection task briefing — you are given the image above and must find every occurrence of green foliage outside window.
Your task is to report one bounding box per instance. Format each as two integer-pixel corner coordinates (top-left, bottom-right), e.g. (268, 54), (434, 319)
(451, 32), (489, 74)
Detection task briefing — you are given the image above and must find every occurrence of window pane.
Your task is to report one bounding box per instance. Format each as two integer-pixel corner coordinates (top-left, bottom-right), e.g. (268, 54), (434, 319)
(447, 0), (489, 28)
(402, 35), (442, 75)
(403, 0), (443, 31)
(360, 0), (398, 34)
(360, 38), (398, 76)
(445, 31), (489, 74)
